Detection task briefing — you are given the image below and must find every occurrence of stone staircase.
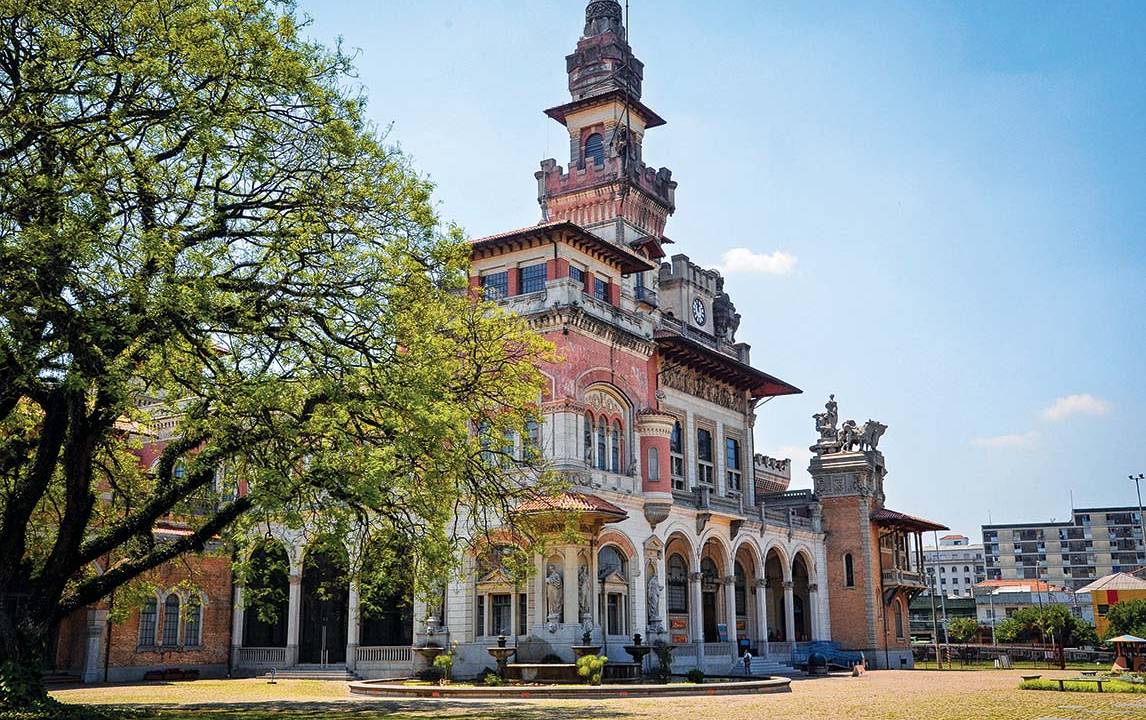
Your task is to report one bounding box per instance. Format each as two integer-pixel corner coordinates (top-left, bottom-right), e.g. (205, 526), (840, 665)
(261, 663), (357, 681)
(42, 671), (83, 686)
(746, 657), (802, 677)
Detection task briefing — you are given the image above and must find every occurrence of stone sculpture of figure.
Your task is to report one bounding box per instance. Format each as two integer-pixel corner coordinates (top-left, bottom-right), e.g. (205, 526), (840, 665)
(838, 419), (859, 450)
(813, 394), (839, 440)
(578, 564), (591, 620)
(712, 276), (741, 344)
(646, 572), (662, 623)
(545, 565), (563, 622)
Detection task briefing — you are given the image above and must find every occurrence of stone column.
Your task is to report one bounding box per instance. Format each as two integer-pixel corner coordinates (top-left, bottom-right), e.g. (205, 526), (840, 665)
(807, 583), (819, 641)
(230, 586), (245, 672)
(562, 547), (579, 626)
(783, 581), (796, 650)
(754, 579), (769, 658)
(81, 608), (108, 683)
(722, 575), (737, 656)
(689, 571), (704, 668)
(286, 573), (302, 666)
(535, 555), (547, 632)
(346, 579), (360, 671)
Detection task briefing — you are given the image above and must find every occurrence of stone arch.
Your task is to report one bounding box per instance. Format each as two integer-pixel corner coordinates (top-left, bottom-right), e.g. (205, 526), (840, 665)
(575, 368), (640, 405)
(597, 528), (638, 560)
(791, 548), (815, 642)
(698, 531), (733, 572)
(763, 543), (790, 643)
(732, 539), (762, 645)
(241, 538), (290, 649)
(762, 541), (791, 582)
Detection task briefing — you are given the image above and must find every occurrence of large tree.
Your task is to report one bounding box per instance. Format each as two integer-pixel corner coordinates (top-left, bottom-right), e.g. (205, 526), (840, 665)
(0, 0), (551, 706)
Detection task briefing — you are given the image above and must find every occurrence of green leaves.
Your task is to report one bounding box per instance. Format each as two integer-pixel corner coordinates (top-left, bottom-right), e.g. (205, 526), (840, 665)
(0, 0), (553, 687)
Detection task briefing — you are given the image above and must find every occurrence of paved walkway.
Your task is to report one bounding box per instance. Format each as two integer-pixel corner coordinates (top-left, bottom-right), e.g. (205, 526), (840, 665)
(52, 670), (1146, 720)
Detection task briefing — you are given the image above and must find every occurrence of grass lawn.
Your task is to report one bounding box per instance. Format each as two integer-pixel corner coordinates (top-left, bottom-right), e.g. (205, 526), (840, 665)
(44, 671), (1146, 720)
(1021, 678), (1146, 694)
(913, 659), (1107, 671)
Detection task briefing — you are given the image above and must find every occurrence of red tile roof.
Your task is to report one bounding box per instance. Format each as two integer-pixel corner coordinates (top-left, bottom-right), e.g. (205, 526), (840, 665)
(974, 579), (1060, 592)
(870, 507), (948, 532)
(515, 492), (628, 519)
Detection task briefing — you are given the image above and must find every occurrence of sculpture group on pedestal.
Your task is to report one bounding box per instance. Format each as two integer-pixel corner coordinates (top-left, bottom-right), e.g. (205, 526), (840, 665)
(812, 394), (887, 455)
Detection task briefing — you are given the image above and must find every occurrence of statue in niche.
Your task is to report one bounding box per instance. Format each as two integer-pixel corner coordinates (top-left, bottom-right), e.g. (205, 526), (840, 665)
(545, 564), (563, 622)
(646, 571), (662, 627)
(578, 564), (592, 620)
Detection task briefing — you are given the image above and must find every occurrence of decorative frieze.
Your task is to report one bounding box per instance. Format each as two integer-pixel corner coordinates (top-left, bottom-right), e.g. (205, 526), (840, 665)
(660, 363), (748, 414)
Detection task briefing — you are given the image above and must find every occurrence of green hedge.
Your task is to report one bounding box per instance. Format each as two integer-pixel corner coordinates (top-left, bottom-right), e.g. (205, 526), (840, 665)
(1020, 679), (1146, 694)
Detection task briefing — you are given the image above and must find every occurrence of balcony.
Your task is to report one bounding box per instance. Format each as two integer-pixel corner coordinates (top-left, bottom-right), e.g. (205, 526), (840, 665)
(882, 568), (927, 590)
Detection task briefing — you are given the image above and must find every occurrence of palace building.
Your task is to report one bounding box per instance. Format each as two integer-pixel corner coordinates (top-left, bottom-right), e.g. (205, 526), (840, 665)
(50, 1), (946, 683)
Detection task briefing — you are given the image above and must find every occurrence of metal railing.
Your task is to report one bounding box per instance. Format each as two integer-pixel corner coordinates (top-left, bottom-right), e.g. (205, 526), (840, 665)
(356, 646), (413, 663)
(238, 647), (286, 665)
(703, 642), (733, 657)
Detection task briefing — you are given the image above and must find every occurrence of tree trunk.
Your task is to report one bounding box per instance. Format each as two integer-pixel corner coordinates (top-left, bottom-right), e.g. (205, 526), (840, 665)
(0, 595), (53, 708)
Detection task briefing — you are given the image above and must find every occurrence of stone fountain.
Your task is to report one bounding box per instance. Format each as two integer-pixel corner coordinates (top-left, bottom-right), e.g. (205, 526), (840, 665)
(622, 633), (652, 675)
(413, 615), (445, 665)
(486, 635), (517, 678)
(570, 628), (602, 660)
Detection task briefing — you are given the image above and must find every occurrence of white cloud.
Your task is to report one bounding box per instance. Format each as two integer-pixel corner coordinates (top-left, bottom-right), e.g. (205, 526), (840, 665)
(718, 248), (797, 275)
(1039, 394), (1112, 423)
(970, 431), (1040, 449)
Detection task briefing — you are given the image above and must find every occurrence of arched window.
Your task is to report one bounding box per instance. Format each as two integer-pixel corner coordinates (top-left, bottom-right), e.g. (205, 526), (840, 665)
(894, 601), (905, 639)
(584, 133), (605, 166)
(584, 413), (594, 464)
(598, 546), (629, 636)
(669, 420), (684, 489)
(844, 553), (855, 588)
(610, 421), (621, 473)
(162, 594), (181, 646)
(184, 595), (202, 647)
(138, 597), (158, 646)
(596, 421), (607, 471)
(667, 554), (688, 613)
(647, 446), (660, 481)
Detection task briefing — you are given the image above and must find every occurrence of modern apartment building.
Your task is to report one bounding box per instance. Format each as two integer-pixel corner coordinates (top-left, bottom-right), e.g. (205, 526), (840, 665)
(982, 507), (1145, 591)
(922, 534), (986, 598)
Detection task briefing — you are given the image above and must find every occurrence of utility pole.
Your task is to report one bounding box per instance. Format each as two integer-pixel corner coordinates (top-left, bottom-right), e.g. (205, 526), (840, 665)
(934, 531), (950, 662)
(928, 568), (942, 669)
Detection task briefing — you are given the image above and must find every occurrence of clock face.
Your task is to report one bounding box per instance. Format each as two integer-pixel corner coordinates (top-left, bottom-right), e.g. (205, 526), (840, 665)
(692, 298), (706, 326)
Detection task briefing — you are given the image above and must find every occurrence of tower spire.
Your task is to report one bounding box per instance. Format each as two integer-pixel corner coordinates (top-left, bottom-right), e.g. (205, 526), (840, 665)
(584, 0), (625, 40)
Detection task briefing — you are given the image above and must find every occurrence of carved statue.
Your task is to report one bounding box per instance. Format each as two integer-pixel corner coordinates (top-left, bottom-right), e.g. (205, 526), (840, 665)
(838, 419), (859, 450)
(646, 571), (662, 623)
(578, 565), (591, 619)
(712, 276), (741, 344)
(813, 394), (839, 441)
(545, 565), (563, 622)
(858, 420), (888, 451)
(838, 419), (887, 452)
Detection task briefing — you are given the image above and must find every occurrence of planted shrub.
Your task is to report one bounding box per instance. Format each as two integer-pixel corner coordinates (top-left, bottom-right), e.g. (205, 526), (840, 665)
(541, 653), (564, 664)
(481, 670), (504, 687)
(432, 651), (454, 684)
(576, 654), (608, 686)
(686, 668), (706, 684)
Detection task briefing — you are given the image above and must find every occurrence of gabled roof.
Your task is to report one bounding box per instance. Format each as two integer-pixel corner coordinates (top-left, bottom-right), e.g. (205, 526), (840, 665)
(544, 89), (667, 129)
(470, 221), (655, 275)
(974, 579), (1059, 593)
(871, 507), (948, 533)
(654, 332), (801, 399)
(1075, 572), (1146, 594)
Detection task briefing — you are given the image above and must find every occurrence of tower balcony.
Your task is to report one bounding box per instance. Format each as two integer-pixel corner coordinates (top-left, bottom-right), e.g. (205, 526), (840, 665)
(881, 568), (927, 591)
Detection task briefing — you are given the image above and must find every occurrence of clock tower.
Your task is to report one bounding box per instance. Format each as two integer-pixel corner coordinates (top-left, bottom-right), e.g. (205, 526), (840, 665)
(536, 0), (677, 249)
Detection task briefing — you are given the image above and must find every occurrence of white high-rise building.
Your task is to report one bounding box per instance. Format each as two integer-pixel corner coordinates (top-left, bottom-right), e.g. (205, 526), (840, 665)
(922, 534), (986, 598)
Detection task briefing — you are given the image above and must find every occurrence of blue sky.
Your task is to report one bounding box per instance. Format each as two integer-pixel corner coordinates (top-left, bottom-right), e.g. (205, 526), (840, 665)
(296, 1), (1146, 539)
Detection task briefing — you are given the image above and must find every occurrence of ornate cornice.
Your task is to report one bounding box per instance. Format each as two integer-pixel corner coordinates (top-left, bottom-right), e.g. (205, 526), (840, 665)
(526, 306), (655, 356)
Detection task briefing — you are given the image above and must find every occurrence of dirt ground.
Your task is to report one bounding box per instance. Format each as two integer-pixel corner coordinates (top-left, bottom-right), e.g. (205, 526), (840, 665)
(51, 669), (1146, 720)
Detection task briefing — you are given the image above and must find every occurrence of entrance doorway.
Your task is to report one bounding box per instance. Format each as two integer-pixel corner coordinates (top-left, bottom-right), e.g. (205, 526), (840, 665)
(299, 547), (349, 664)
